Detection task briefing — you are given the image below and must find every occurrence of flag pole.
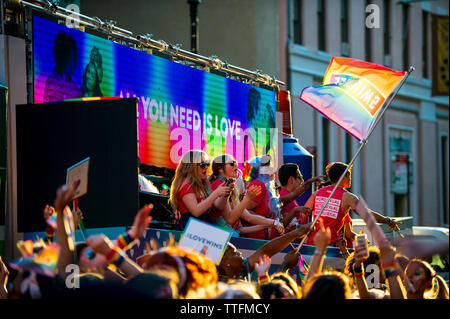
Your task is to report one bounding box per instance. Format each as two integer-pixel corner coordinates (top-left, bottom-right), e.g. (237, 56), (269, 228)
(295, 66), (415, 253)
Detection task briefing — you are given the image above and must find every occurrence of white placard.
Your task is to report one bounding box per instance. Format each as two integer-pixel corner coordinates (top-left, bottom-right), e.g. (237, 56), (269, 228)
(66, 157), (90, 199)
(178, 217), (232, 265)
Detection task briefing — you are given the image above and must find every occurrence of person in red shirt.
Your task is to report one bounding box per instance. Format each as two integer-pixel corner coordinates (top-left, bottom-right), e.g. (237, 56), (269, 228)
(169, 150), (231, 230)
(277, 163), (316, 232)
(242, 156), (321, 240)
(209, 154), (284, 236)
(304, 162), (402, 247)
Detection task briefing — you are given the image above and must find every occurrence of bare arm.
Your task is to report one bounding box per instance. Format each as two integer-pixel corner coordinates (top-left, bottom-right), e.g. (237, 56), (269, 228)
(241, 210), (285, 234)
(352, 245), (376, 299)
(241, 209), (275, 226)
(281, 206), (311, 227)
(181, 186), (228, 217)
(279, 176), (322, 207)
(346, 193), (402, 230)
(220, 185), (262, 225)
(0, 257), (9, 299)
(304, 220), (330, 283)
(54, 184), (77, 279)
(355, 199), (407, 299)
(237, 224), (267, 235)
(247, 224), (311, 271)
(86, 234), (143, 280)
(344, 222), (357, 242)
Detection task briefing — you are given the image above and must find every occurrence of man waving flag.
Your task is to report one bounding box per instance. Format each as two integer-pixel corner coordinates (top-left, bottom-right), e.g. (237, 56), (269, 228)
(300, 57), (406, 141)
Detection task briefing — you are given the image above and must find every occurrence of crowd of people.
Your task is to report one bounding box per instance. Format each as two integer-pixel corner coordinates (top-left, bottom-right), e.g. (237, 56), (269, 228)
(0, 150), (448, 300)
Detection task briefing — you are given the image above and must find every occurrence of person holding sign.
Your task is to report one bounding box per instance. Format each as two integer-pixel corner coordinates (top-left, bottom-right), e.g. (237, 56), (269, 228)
(209, 154), (285, 236)
(304, 162), (402, 248)
(170, 150), (231, 230)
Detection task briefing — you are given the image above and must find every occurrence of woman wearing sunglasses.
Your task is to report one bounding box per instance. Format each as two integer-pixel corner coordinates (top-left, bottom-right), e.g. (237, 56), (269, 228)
(209, 154), (284, 237)
(169, 150), (231, 230)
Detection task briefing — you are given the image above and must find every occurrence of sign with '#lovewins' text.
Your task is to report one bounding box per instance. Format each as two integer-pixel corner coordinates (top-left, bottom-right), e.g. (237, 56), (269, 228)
(178, 217), (232, 265)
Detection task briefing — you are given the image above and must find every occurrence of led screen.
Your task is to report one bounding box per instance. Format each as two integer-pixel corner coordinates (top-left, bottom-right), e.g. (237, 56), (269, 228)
(33, 15), (277, 169)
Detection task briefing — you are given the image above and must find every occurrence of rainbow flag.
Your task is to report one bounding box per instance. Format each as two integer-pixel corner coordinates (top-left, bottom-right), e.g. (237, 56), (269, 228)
(298, 254), (310, 281)
(300, 57), (405, 141)
(10, 243), (60, 277)
(242, 162), (257, 182)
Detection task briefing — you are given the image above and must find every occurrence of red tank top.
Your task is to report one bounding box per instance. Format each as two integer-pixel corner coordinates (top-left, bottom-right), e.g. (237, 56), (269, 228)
(306, 185), (349, 245)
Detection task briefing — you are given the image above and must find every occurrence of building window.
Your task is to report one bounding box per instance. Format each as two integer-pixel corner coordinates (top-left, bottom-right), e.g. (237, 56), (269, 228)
(402, 3), (410, 71)
(318, 0), (326, 51)
(294, 0), (303, 45)
(341, 0), (349, 56)
(422, 11), (429, 78)
(383, 0), (391, 66)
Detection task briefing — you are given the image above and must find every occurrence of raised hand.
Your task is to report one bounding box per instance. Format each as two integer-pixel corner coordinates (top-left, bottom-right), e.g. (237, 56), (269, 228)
(387, 218), (403, 232)
(254, 255), (271, 277)
(54, 180), (80, 214)
(306, 175), (325, 184)
(245, 184), (262, 201)
(86, 234), (115, 256)
(213, 182), (232, 198)
(353, 244), (368, 267)
(313, 219), (331, 253)
(128, 204), (153, 240)
(273, 219), (285, 235)
(43, 205), (55, 221)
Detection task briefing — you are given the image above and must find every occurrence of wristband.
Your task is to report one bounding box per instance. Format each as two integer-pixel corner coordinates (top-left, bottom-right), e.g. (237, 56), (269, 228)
(385, 216), (392, 225)
(258, 274), (270, 284)
(273, 219), (281, 227)
(381, 261), (399, 278)
(105, 247), (125, 267)
(45, 226), (55, 238)
(353, 264), (364, 275)
(117, 232), (136, 250)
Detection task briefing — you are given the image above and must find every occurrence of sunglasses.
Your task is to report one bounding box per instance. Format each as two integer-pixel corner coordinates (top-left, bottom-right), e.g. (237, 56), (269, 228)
(198, 161), (210, 169)
(84, 248), (96, 260)
(226, 162), (237, 167)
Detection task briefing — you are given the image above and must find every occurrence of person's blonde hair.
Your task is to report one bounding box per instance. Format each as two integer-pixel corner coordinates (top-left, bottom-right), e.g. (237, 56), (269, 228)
(215, 280), (261, 299)
(169, 150), (211, 212)
(303, 270), (352, 299)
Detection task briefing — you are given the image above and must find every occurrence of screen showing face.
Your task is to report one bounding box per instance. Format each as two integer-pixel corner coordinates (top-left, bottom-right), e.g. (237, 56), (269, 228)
(33, 15), (277, 169)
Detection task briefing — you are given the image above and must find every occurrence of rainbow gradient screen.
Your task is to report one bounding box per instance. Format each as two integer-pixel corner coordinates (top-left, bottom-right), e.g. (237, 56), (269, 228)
(33, 15), (277, 169)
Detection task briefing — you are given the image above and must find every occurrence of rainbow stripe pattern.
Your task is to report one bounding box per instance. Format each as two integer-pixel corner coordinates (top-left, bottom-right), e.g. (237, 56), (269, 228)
(300, 57), (405, 141)
(10, 243), (60, 277)
(298, 254), (310, 281)
(242, 162), (257, 182)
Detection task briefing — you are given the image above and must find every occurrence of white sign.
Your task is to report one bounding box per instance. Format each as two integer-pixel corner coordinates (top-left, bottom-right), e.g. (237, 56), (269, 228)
(66, 157), (90, 199)
(178, 217), (232, 265)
